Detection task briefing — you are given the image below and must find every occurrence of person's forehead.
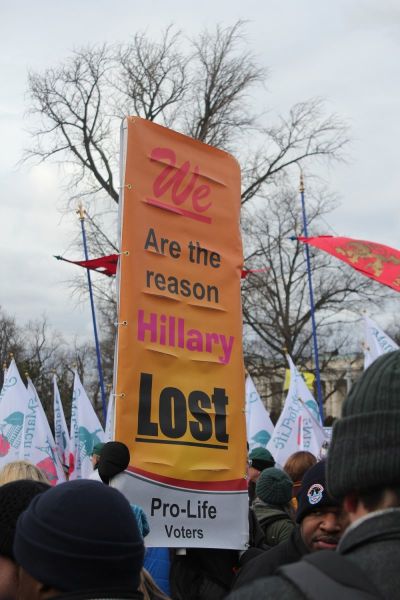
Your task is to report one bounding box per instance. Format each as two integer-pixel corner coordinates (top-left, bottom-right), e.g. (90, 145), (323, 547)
(309, 505), (341, 515)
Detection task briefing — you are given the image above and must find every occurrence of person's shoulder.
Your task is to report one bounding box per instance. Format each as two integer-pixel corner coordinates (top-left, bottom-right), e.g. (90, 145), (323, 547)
(227, 574), (302, 600)
(233, 540), (291, 589)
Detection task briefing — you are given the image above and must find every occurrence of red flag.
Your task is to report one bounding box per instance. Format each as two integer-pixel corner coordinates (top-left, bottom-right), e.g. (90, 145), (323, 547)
(298, 236), (400, 293)
(54, 254), (119, 277)
(241, 268), (268, 279)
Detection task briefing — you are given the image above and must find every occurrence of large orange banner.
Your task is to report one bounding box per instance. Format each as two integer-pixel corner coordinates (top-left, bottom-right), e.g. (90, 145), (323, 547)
(112, 117), (248, 548)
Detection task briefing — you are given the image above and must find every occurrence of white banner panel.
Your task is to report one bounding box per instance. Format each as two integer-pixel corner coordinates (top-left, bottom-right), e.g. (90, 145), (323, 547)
(112, 470), (249, 549)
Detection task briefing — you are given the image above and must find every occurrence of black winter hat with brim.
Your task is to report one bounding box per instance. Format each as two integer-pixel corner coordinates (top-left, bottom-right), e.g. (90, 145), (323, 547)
(296, 460), (339, 523)
(98, 441), (130, 484)
(327, 350), (400, 499)
(249, 447), (275, 472)
(14, 480), (144, 593)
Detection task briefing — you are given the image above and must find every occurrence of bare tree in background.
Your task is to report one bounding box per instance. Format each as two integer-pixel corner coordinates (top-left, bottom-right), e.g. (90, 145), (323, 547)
(25, 21), (348, 215)
(0, 308), (23, 373)
(241, 187), (387, 414)
(0, 307), (105, 425)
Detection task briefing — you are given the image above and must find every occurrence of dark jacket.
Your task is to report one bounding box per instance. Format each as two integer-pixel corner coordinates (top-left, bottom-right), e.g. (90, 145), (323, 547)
(170, 548), (239, 600)
(252, 499), (295, 547)
(226, 508), (400, 600)
(232, 525), (308, 590)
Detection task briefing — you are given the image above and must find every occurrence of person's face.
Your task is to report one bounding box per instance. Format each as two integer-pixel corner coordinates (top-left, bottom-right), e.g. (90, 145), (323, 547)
(300, 506), (348, 551)
(90, 453), (100, 468)
(247, 466), (261, 483)
(17, 566), (59, 600)
(0, 556), (18, 600)
(17, 566), (41, 600)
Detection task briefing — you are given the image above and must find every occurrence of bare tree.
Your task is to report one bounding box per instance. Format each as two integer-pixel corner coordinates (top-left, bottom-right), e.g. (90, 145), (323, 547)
(25, 22), (348, 217)
(241, 99), (348, 205)
(27, 46), (118, 205)
(241, 186), (387, 411)
(0, 307), (23, 380)
(115, 26), (188, 126)
(183, 21), (264, 148)
(0, 308), (106, 425)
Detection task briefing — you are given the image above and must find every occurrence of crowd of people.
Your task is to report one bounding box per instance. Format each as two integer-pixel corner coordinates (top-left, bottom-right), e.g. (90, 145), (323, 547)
(0, 349), (398, 599)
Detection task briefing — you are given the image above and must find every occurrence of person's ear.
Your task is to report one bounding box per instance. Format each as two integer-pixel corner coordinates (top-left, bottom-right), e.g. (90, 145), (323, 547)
(38, 582), (62, 599)
(343, 491), (359, 514)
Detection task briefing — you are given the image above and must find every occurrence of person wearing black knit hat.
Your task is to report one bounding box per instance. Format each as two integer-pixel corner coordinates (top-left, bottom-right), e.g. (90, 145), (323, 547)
(98, 441), (130, 484)
(229, 350), (400, 600)
(232, 461), (347, 591)
(14, 479), (144, 600)
(0, 479), (49, 600)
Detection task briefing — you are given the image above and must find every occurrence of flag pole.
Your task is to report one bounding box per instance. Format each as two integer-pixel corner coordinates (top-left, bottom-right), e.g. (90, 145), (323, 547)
(77, 204), (107, 421)
(299, 174), (324, 422)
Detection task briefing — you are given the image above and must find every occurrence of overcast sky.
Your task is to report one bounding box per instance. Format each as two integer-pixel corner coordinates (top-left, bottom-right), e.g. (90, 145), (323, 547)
(1, 0), (399, 343)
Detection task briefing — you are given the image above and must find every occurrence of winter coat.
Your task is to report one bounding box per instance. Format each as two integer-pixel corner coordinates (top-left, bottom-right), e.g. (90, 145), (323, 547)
(232, 525), (308, 590)
(226, 508), (400, 600)
(144, 547), (171, 596)
(169, 547), (239, 600)
(252, 499), (295, 547)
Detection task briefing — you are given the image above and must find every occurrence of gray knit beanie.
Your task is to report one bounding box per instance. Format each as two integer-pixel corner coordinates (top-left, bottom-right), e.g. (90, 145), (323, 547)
(327, 350), (400, 499)
(256, 467), (292, 505)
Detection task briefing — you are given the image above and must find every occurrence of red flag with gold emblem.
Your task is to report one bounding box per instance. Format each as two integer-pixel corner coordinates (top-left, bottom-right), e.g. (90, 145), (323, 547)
(298, 236), (400, 293)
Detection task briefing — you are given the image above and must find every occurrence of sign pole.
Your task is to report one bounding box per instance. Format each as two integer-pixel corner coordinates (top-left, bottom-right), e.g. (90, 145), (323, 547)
(299, 174), (324, 422)
(77, 204), (107, 420)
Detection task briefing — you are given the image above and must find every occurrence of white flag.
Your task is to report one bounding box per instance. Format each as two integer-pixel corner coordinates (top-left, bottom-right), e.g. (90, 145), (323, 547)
(53, 375), (70, 470)
(267, 355), (327, 466)
(245, 375), (274, 451)
(104, 391), (115, 442)
(24, 379), (66, 485)
(69, 371), (105, 480)
(363, 315), (398, 370)
(0, 359), (28, 466)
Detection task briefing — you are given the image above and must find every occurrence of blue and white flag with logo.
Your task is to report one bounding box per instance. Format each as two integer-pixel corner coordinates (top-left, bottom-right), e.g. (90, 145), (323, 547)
(245, 375), (274, 452)
(363, 315), (398, 370)
(0, 359), (28, 466)
(53, 375), (70, 471)
(25, 379), (66, 485)
(69, 371), (105, 480)
(267, 355), (327, 466)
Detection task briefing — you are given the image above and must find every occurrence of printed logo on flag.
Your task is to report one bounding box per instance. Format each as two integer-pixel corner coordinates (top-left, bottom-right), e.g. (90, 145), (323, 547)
(35, 440), (60, 485)
(251, 430), (271, 446)
(78, 426), (103, 459)
(0, 411), (24, 456)
(0, 376), (17, 404)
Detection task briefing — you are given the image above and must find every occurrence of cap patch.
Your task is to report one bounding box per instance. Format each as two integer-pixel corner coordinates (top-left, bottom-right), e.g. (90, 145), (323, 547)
(307, 483), (324, 505)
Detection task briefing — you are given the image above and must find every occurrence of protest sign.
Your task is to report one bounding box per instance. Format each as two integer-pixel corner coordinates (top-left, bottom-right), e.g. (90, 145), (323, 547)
(113, 117), (248, 549)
